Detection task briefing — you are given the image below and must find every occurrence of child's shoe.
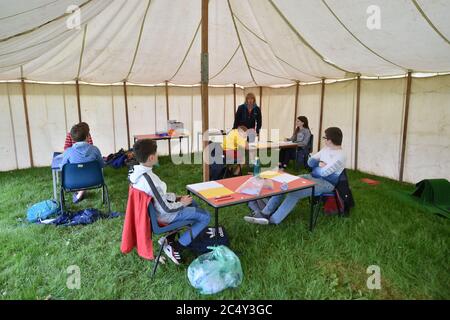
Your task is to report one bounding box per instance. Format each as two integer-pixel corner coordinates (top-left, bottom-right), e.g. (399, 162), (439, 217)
(72, 191), (84, 204)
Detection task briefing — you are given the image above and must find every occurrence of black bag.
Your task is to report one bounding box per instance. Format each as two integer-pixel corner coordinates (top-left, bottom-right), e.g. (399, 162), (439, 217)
(187, 226), (230, 255)
(335, 170), (355, 215)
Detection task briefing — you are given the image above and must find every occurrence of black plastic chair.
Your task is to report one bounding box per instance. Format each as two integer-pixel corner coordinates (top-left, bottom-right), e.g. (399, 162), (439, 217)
(309, 169), (350, 231)
(60, 161), (110, 215)
(295, 134), (313, 171)
(148, 200), (194, 278)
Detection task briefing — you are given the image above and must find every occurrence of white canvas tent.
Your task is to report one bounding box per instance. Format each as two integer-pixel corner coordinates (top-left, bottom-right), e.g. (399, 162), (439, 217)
(0, 0), (449, 183)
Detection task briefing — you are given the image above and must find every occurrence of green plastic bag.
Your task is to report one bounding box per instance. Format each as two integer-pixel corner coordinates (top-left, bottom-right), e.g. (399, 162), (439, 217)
(187, 245), (243, 295)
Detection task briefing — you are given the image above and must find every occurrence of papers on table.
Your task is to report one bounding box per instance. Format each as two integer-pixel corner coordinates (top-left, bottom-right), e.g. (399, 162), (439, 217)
(259, 170), (282, 179)
(270, 173), (300, 184)
(187, 181), (235, 199)
(187, 181), (224, 192)
(199, 187), (235, 199)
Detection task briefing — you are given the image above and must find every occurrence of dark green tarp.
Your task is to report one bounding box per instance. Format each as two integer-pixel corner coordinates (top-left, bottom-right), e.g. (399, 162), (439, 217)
(412, 179), (450, 219)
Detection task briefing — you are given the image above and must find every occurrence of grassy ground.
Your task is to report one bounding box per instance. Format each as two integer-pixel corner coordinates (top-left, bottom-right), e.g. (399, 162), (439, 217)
(0, 155), (449, 300)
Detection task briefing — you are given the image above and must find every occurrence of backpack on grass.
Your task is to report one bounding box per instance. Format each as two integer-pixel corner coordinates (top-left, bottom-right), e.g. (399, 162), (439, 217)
(27, 200), (60, 223)
(187, 226), (230, 255)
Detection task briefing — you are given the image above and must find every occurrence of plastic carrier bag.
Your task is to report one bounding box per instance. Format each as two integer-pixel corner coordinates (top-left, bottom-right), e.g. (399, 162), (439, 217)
(27, 199), (60, 223)
(187, 245), (243, 295)
(235, 176), (265, 196)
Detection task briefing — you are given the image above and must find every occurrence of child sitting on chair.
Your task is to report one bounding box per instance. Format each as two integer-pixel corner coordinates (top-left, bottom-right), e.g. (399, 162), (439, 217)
(61, 123), (105, 203)
(129, 139), (211, 265)
(64, 122), (93, 150)
(245, 127), (346, 225)
(221, 125), (248, 176)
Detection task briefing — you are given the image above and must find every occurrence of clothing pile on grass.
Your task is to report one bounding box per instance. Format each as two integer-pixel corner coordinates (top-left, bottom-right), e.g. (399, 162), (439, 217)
(104, 148), (135, 169)
(27, 200), (122, 226)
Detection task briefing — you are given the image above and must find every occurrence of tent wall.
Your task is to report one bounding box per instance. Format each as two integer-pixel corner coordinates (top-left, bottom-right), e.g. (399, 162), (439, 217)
(0, 75), (449, 184)
(358, 78), (406, 180)
(322, 80), (357, 169)
(261, 86), (296, 142)
(297, 83), (322, 153)
(403, 76), (450, 183)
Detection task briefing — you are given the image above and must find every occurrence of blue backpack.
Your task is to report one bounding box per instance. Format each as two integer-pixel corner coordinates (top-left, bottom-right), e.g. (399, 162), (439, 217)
(27, 200), (60, 223)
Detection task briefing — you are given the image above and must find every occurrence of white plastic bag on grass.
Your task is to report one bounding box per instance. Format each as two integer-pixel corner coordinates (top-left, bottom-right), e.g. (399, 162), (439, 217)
(187, 245), (243, 295)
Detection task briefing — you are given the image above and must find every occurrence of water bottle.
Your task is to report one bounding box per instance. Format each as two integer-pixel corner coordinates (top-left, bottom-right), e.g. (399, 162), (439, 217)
(253, 157), (261, 176)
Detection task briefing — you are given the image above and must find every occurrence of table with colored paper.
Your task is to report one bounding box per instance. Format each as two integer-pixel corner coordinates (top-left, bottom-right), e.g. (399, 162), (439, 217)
(186, 172), (316, 239)
(134, 133), (190, 157)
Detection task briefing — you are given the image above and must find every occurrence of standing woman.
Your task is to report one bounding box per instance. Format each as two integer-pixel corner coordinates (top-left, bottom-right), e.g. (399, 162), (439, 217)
(233, 93), (262, 142)
(279, 116), (311, 169)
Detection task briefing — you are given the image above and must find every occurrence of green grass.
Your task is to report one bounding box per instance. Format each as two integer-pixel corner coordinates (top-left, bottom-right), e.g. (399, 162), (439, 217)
(0, 155), (449, 300)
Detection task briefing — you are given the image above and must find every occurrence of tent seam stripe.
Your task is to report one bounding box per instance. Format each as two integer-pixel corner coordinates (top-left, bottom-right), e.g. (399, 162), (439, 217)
(321, 0), (408, 71)
(250, 66), (294, 82)
(209, 44), (241, 80)
(411, 0), (450, 45)
(0, 0), (60, 20)
(0, 0), (94, 43)
(169, 20), (202, 82)
(234, 11), (321, 79)
(268, 0), (352, 75)
(125, 0), (152, 81)
(0, 28), (73, 58)
(234, 14), (267, 43)
(227, 0), (257, 86)
(275, 55), (321, 79)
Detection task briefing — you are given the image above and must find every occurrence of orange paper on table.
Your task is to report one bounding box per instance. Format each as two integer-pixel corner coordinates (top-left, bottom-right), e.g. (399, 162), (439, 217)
(199, 187), (235, 199)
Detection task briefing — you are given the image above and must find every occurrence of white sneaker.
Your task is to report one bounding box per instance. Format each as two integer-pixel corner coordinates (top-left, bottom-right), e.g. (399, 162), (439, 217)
(162, 242), (183, 265)
(244, 212), (270, 225)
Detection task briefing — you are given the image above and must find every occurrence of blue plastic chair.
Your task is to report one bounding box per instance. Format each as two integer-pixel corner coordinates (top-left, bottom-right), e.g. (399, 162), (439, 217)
(60, 161), (110, 215)
(148, 200), (194, 278)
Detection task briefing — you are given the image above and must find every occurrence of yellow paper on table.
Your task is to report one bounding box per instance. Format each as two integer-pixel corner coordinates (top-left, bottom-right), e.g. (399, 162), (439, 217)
(259, 170), (281, 179)
(199, 187), (235, 199)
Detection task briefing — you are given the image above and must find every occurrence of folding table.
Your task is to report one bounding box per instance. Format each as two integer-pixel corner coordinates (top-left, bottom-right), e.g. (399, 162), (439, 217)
(186, 174), (316, 239)
(134, 133), (190, 157)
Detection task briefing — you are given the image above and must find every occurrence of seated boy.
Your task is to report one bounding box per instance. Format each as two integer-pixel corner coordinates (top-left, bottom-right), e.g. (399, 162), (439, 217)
(64, 122), (93, 150)
(221, 126), (248, 175)
(61, 123), (105, 203)
(129, 139), (211, 265)
(244, 127), (346, 225)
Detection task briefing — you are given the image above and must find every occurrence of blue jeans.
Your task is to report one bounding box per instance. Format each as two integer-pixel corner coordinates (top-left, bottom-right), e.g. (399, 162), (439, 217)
(257, 174), (335, 224)
(170, 200), (211, 246)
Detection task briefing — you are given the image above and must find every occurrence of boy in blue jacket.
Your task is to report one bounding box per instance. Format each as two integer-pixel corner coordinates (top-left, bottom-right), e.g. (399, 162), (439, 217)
(61, 123), (105, 203)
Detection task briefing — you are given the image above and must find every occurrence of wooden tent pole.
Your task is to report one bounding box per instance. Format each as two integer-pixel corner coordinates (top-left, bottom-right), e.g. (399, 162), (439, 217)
(165, 80), (170, 120)
(293, 81), (300, 132)
(318, 79), (325, 150)
(75, 79), (81, 122)
(20, 78), (34, 167)
(399, 72), (413, 182)
(354, 75), (361, 170)
(165, 80), (172, 158)
(233, 83), (237, 113)
(123, 81), (131, 149)
(201, 0), (210, 181)
(259, 86), (263, 109)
